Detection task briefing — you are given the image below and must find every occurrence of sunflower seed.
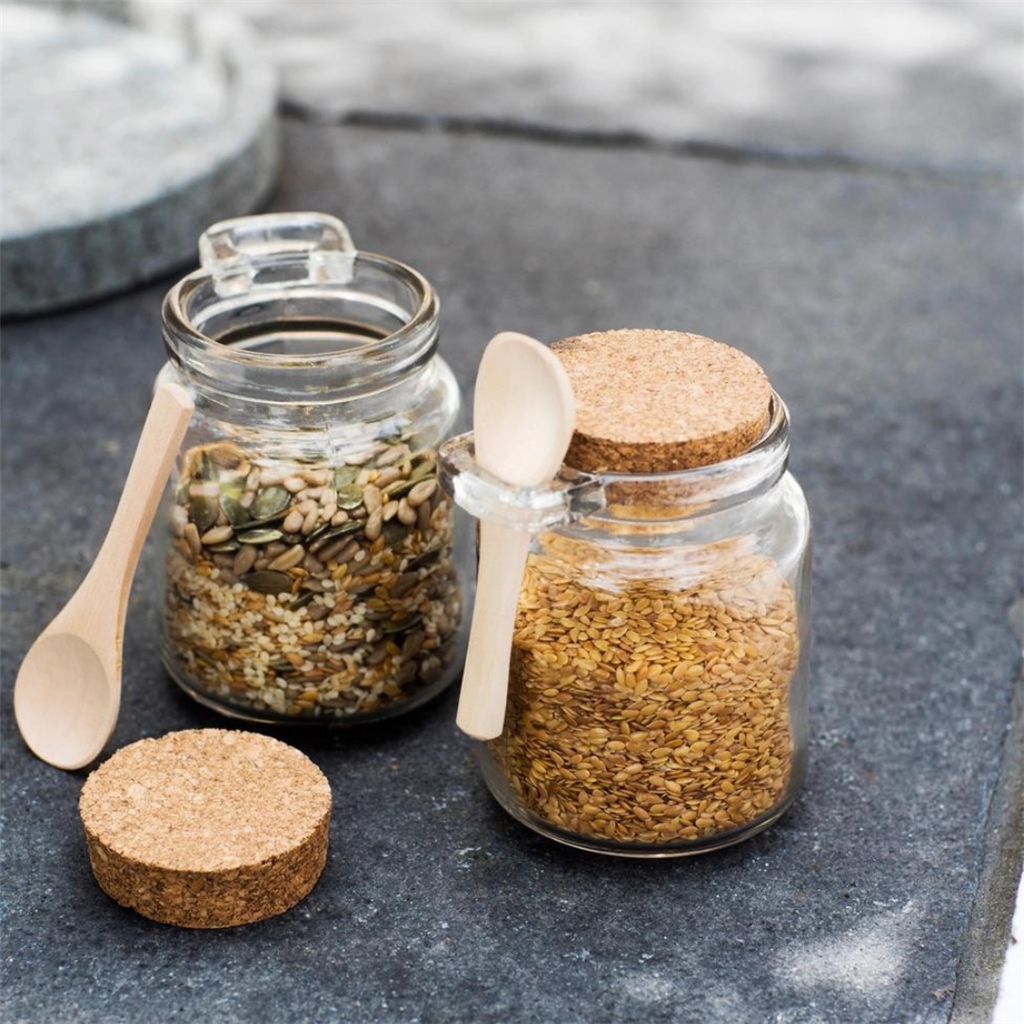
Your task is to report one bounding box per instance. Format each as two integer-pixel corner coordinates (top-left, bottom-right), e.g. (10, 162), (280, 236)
(233, 545), (258, 575)
(363, 484), (382, 514)
(400, 630), (425, 660)
(374, 467), (403, 490)
(268, 544), (305, 571)
(376, 444), (409, 467)
(397, 498), (417, 525)
(307, 603), (330, 622)
(364, 507), (383, 542)
(200, 525), (234, 546)
(244, 570), (294, 595)
(183, 522), (202, 557)
(407, 479), (437, 507)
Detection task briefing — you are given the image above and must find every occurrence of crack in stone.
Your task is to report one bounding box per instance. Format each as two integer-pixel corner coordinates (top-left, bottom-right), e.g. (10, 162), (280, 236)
(281, 101), (1023, 189)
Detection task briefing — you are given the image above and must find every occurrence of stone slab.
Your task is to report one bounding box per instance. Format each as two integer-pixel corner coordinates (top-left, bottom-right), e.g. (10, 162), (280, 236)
(0, 2), (280, 317)
(1, 119), (1021, 1024)
(216, 0), (1023, 178)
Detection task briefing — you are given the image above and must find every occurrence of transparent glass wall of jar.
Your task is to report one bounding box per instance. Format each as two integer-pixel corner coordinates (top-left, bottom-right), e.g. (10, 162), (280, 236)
(159, 213), (467, 724)
(440, 395), (810, 856)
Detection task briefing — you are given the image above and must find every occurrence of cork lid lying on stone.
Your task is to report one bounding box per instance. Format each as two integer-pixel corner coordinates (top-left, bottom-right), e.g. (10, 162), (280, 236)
(79, 729), (331, 929)
(551, 329), (772, 473)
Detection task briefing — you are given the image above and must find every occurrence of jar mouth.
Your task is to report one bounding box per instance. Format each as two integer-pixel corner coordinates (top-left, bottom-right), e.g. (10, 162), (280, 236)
(163, 250), (439, 402)
(439, 393), (790, 530)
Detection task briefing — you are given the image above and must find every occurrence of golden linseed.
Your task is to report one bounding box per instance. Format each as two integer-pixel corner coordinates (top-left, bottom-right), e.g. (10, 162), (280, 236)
(491, 537), (799, 845)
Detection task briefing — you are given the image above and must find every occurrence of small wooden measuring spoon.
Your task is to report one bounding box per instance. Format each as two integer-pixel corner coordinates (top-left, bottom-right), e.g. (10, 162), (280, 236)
(456, 332), (576, 741)
(14, 381), (194, 770)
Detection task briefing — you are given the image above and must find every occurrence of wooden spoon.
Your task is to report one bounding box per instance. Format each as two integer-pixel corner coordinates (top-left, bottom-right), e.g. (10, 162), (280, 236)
(456, 332), (575, 741)
(14, 382), (194, 770)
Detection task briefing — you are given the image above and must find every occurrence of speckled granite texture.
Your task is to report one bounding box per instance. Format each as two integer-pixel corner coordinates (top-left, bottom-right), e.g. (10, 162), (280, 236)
(2, 112), (1020, 1023)
(0, 2), (279, 317)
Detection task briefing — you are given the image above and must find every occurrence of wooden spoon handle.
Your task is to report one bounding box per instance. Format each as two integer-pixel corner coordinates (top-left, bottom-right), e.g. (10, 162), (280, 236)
(456, 519), (533, 741)
(78, 382), (194, 616)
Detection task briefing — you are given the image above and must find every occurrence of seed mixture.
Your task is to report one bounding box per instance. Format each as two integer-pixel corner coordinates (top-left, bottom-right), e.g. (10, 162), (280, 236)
(491, 537), (800, 846)
(164, 438), (462, 719)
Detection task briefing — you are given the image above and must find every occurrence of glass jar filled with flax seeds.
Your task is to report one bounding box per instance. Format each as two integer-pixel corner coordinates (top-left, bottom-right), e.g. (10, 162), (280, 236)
(441, 330), (810, 856)
(158, 212), (467, 724)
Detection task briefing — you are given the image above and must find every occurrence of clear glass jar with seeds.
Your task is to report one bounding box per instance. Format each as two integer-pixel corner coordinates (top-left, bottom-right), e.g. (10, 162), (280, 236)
(157, 212), (467, 724)
(441, 330), (811, 856)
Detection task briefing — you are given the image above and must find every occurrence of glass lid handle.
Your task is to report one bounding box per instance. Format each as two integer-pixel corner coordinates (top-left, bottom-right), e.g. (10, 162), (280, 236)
(198, 212), (357, 296)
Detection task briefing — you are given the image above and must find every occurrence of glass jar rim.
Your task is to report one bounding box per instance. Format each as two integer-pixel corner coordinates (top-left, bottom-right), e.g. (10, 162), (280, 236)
(163, 249), (437, 366)
(162, 250), (440, 402)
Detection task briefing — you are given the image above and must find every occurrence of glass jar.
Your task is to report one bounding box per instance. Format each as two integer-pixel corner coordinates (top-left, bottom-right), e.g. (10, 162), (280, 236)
(158, 212), (467, 724)
(440, 393), (810, 856)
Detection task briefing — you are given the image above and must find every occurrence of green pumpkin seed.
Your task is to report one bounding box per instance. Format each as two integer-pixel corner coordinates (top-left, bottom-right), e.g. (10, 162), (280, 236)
(244, 570), (294, 595)
(306, 522), (330, 546)
(334, 465), (358, 488)
(219, 476), (245, 502)
(235, 527), (284, 545)
(336, 483), (364, 509)
(251, 485), (291, 519)
(207, 540), (240, 553)
(240, 510), (288, 530)
(220, 495), (251, 527)
(317, 521), (364, 544)
(189, 494), (219, 533)
(289, 591), (316, 611)
(409, 459), (436, 483)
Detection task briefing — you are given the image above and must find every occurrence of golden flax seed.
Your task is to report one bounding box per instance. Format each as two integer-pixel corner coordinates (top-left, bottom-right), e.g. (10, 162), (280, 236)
(489, 535), (800, 847)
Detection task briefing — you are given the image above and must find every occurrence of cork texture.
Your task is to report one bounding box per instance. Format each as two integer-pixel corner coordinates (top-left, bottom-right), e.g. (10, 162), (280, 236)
(79, 729), (331, 929)
(551, 330), (772, 473)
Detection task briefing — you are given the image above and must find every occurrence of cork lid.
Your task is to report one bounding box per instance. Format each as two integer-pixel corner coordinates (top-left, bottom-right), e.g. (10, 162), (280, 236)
(79, 729), (331, 928)
(551, 329), (772, 473)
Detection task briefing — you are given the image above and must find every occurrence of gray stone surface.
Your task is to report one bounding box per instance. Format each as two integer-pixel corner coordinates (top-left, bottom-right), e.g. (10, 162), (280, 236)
(1, 117), (1021, 1023)
(215, 0), (1023, 178)
(0, 2), (279, 317)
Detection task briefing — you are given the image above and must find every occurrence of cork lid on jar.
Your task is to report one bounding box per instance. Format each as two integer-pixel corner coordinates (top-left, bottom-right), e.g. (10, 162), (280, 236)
(79, 729), (332, 929)
(551, 329), (772, 474)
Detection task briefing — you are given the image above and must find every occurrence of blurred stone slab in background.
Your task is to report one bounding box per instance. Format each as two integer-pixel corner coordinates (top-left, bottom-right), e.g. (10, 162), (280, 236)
(213, 0), (1023, 178)
(0, 1), (279, 317)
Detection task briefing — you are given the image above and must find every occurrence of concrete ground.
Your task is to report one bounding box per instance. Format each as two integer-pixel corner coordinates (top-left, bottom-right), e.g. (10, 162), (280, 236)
(2, 3), (1021, 1023)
